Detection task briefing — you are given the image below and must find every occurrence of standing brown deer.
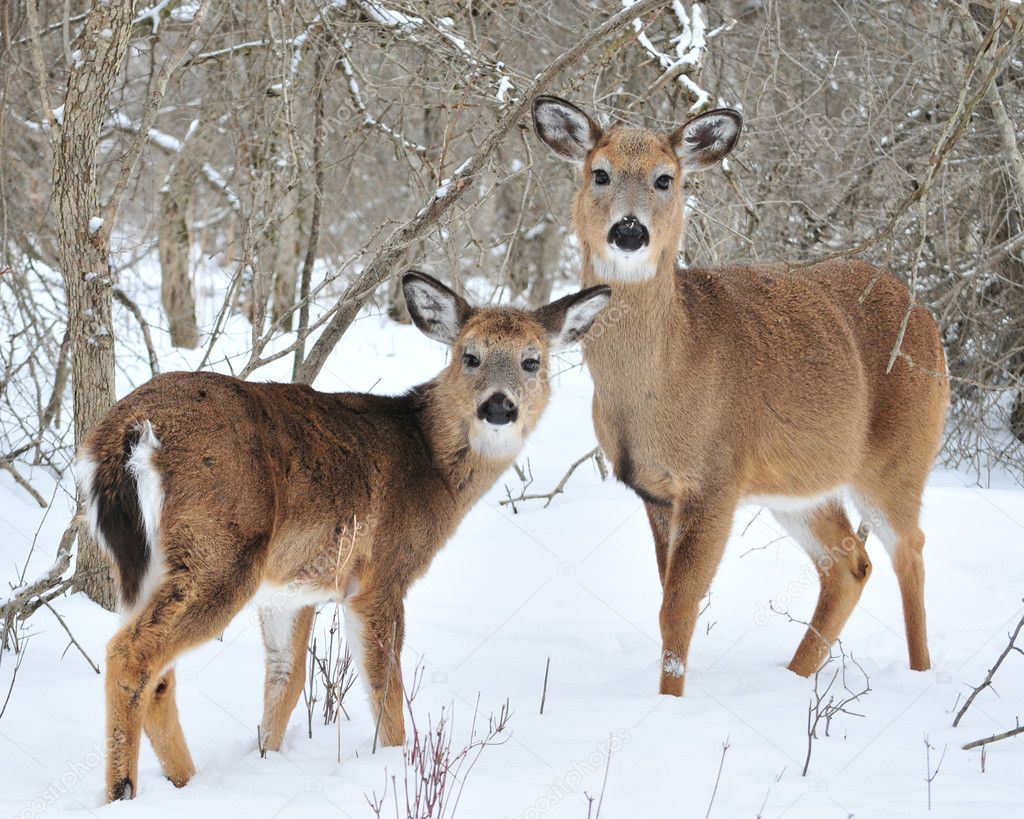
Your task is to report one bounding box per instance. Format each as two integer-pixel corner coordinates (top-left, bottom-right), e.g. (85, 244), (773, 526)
(532, 95), (949, 696)
(75, 271), (610, 801)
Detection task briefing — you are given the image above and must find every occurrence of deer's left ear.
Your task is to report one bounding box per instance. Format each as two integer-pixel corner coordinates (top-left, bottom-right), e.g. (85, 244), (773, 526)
(534, 285), (612, 350)
(670, 108), (742, 171)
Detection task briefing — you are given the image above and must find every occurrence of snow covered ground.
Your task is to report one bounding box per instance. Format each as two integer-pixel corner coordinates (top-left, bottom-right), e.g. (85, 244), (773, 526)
(2, 309), (1023, 818)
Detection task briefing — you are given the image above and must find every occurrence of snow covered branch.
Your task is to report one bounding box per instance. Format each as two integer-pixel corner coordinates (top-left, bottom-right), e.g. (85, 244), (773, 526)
(624, 0), (733, 111)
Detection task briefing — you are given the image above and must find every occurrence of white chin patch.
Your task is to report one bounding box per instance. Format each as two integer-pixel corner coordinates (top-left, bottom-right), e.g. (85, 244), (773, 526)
(469, 421), (524, 461)
(592, 246), (657, 282)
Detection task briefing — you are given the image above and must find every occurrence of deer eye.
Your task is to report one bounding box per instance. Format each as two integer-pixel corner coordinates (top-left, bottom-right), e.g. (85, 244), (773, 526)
(462, 352), (480, 368)
(655, 174), (673, 190)
(593, 168), (610, 185)
(522, 358), (540, 373)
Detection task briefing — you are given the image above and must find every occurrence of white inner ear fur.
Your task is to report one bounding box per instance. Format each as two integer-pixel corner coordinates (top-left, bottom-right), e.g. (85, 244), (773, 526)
(405, 280), (460, 344)
(678, 112), (740, 170)
(535, 102), (596, 163)
(553, 290), (612, 348)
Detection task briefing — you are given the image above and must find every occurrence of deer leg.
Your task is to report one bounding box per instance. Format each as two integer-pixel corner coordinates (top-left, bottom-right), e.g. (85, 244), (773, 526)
(774, 502), (872, 676)
(855, 484), (931, 671)
(142, 668), (195, 788)
(889, 525), (930, 670)
(658, 492), (734, 696)
(258, 604), (316, 753)
(645, 501), (671, 588)
(345, 578), (406, 747)
(106, 530), (259, 801)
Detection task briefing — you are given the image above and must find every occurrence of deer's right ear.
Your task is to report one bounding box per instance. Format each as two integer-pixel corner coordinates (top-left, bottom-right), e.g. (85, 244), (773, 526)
(532, 95), (602, 163)
(402, 271), (475, 345)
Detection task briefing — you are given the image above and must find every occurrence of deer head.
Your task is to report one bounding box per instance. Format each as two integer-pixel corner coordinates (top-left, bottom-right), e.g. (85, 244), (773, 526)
(402, 271), (611, 459)
(532, 96), (742, 283)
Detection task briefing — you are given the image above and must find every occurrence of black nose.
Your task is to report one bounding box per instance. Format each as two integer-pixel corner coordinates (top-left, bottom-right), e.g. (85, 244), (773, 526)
(477, 392), (518, 426)
(608, 216), (650, 252)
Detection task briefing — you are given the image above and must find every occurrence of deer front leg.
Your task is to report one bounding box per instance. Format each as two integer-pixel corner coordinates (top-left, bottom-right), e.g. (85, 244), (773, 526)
(658, 491), (735, 696)
(345, 578), (406, 747)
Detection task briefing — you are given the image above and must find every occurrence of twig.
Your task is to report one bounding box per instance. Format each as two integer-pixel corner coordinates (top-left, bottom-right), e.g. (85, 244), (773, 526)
(594, 734), (613, 819)
(962, 721), (1024, 750)
(924, 733), (947, 810)
(539, 656), (550, 715)
(113, 288), (159, 377)
(0, 457), (47, 508)
(705, 738), (730, 819)
(43, 601), (100, 673)
(0, 636), (28, 721)
(953, 602), (1024, 727)
(772, 606), (871, 777)
(499, 447), (604, 509)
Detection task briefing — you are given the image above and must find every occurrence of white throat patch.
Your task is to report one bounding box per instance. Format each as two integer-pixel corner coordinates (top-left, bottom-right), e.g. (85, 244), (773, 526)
(592, 247), (657, 283)
(469, 420), (524, 461)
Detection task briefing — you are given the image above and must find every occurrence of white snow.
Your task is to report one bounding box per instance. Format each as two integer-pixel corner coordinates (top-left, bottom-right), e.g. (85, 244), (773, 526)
(496, 76), (515, 104)
(87, 217), (104, 235)
(0, 302), (1022, 817)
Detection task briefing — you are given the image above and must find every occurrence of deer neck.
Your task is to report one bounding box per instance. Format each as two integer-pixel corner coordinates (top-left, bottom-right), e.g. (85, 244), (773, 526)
(580, 245), (684, 401)
(413, 380), (516, 510)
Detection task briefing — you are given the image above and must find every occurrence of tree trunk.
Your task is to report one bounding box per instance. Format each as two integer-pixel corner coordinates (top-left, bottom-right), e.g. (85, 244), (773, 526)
(159, 122), (210, 349)
(52, 0), (138, 611)
(159, 194), (200, 349)
(271, 184), (301, 330)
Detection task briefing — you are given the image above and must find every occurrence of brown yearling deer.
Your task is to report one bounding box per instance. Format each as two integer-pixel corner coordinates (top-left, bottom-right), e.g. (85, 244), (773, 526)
(533, 96), (949, 696)
(75, 271), (610, 801)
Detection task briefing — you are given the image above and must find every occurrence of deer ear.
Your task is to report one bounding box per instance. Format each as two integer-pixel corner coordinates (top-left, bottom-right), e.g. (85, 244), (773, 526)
(535, 285), (612, 350)
(532, 95), (602, 164)
(402, 271), (475, 345)
(671, 108), (742, 171)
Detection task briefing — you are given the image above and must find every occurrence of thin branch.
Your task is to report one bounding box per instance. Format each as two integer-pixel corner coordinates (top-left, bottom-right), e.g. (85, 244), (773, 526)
(962, 722), (1024, 750)
(0, 457), (48, 508)
(953, 602), (1024, 727)
(43, 601), (100, 673)
(113, 288), (159, 377)
(705, 738), (730, 819)
(499, 447), (604, 509)
(186, 39), (270, 66)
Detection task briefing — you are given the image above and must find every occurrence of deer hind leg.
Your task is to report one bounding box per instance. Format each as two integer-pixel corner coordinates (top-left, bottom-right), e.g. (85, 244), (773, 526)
(658, 492), (734, 697)
(854, 480), (931, 671)
(645, 501), (671, 587)
(258, 604), (315, 753)
(106, 528), (260, 801)
(142, 668), (195, 788)
(774, 501), (872, 677)
(345, 577), (405, 747)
